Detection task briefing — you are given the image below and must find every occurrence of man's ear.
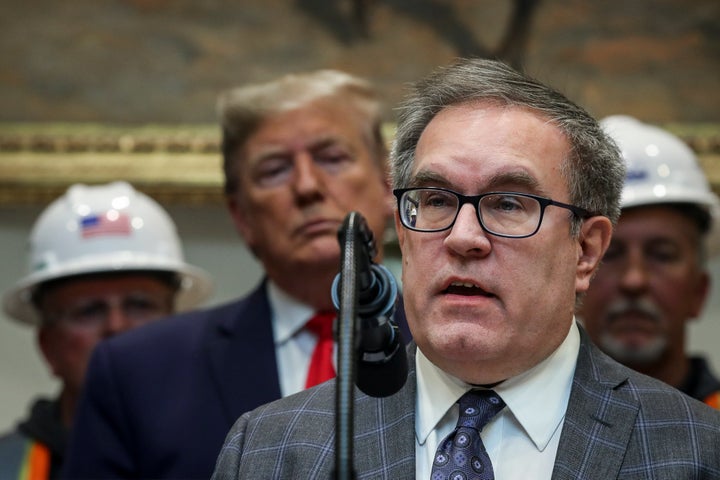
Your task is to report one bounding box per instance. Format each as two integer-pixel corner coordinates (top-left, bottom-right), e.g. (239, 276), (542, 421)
(576, 216), (613, 293)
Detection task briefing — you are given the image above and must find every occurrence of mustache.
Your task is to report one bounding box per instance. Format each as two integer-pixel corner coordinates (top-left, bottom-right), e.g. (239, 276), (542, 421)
(605, 298), (662, 323)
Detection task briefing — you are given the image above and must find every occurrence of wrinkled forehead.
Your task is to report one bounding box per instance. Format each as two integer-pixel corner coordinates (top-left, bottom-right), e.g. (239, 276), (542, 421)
(239, 97), (377, 160)
(411, 103), (570, 197)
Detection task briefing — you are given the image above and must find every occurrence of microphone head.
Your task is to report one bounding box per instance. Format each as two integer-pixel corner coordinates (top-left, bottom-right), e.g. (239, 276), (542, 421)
(356, 333), (408, 398)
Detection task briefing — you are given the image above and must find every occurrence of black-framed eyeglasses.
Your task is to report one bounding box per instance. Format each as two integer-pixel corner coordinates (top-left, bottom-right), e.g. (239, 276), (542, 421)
(393, 187), (592, 238)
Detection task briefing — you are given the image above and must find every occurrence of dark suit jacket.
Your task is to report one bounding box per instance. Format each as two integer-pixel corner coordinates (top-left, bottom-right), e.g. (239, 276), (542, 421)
(212, 325), (720, 479)
(62, 280), (411, 479)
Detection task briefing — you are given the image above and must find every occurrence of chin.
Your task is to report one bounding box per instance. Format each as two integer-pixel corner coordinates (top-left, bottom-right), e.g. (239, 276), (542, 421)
(428, 324), (497, 354)
(599, 332), (667, 365)
(295, 253), (338, 268)
(296, 238), (340, 258)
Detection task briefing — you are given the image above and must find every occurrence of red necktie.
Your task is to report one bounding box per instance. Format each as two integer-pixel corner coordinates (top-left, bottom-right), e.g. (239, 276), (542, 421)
(304, 311), (336, 388)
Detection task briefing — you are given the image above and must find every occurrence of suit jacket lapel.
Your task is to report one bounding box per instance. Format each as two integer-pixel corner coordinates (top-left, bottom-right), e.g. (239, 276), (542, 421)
(205, 281), (282, 424)
(552, 325), (639, 480)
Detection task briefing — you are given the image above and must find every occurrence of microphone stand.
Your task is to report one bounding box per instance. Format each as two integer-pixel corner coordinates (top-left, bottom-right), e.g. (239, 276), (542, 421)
(332, 211), (404, 478)
(333, 211), (363, 480)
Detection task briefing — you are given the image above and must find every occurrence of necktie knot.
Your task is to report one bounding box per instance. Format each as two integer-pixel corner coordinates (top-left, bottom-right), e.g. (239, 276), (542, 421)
(457, 390), (505, 431)
(304, 311), (335, 339)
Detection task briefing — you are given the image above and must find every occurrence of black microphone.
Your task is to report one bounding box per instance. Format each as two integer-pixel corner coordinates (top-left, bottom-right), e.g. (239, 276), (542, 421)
(331, 213), (408, 397)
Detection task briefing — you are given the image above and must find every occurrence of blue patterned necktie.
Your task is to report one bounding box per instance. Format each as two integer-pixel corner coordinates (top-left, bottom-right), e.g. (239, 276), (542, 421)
(431, 390), (505, 480)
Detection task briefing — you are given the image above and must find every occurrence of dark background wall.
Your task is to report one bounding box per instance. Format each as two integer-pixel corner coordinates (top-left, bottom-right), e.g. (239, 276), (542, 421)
(1, 0), (718, 124)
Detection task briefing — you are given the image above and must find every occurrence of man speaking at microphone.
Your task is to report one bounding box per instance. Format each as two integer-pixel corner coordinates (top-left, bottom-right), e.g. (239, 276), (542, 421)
(213, 59), (720, 479)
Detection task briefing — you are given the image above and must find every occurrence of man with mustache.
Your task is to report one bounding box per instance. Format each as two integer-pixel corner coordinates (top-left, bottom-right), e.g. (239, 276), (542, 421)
(212, 60), (720, 479)
(62, 70), (410, 479)
(580, 115), (720, 409)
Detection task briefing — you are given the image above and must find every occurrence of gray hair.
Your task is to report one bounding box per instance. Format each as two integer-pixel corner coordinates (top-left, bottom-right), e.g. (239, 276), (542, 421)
(218, 70), (387, 195)
(390, 58), (625, 235)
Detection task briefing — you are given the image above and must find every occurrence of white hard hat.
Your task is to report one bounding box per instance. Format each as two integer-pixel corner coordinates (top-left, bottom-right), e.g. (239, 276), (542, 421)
(601, 115), (720, 254)
(3, 181), (214, 325)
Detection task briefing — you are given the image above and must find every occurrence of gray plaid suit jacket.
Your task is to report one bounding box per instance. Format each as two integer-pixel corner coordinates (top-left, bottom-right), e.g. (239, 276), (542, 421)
(212, 326), (720, 479)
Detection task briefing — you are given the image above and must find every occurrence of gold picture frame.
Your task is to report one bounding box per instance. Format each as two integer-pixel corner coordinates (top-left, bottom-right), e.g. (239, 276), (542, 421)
(1, 122), (718, 207)
(0, 123), (224, 206)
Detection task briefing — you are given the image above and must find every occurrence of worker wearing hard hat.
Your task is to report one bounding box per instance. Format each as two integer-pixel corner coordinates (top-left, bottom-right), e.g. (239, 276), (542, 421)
(0, 181), (213, 479)
(579, 115), (720, 409)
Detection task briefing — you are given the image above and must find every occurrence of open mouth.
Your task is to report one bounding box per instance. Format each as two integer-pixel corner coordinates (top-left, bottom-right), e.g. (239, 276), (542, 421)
(443, 281), (494, 297)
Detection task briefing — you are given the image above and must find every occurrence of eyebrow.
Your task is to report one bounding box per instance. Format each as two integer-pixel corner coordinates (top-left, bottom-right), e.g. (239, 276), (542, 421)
(409, 171), (452, 188)
(251, 136), (353, 163)
(410, 169), (544, 194)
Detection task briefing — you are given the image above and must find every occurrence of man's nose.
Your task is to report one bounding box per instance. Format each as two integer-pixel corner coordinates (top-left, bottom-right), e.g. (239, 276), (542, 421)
(619, 254), (650, 294)
(444, 203), (492, 257)
(102, 304), (133, 336)
(292, 153), (324, 197)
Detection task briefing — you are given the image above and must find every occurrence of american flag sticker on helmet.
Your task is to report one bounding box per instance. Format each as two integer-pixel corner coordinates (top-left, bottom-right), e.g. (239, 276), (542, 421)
(80, 212), (132, 238)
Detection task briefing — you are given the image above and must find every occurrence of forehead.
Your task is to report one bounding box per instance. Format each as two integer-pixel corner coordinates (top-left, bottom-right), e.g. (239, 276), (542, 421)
(243, 97), (369, 157)
(614, 205), (703, 241)
(413, 103), (570, 195)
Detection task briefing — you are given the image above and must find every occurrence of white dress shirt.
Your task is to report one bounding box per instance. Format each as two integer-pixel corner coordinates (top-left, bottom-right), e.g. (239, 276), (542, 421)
(267, 280), (337, 397)
(415, 321), (580, 479)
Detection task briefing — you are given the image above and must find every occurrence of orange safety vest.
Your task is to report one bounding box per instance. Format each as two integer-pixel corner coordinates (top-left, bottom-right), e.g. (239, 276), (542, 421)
(704, 391), (720, 409)
(20, 441), (51, 480)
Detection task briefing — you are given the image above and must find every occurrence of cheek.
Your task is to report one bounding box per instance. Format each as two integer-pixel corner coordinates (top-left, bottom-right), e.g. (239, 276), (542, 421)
(522, 238), (567, 281)
(400, 238), (433, 278)
(256, 199), (290, 224)
(42, 329), (100, 385)
(519, 238), (579, 312)
(334, 181), (383, 213)
(54, 331), (100, 365)
(652, 276), (697, 314)
(399, 241), (429, 302)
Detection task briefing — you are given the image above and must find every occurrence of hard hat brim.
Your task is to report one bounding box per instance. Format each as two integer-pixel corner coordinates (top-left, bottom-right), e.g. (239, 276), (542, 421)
(2, 259), (213, 326)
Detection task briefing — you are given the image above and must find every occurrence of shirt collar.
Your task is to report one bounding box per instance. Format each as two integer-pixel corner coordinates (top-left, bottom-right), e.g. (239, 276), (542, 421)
(267, 280), (315, 345)
(415, 347), (468, 445)
(416, 321), (580, 451)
